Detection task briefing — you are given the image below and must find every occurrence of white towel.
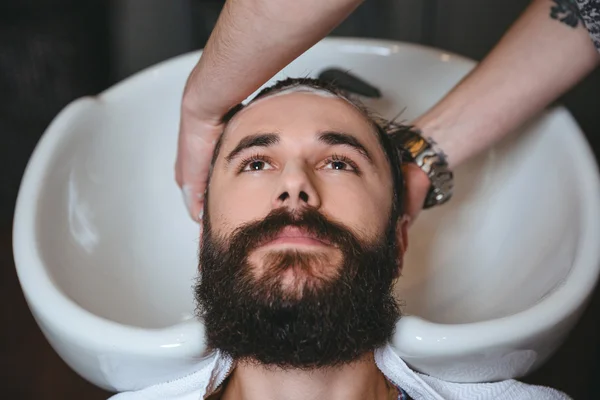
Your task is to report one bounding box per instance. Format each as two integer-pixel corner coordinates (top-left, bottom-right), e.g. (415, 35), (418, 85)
(374, 344), (571, 400)
(109, 343), (571, 400)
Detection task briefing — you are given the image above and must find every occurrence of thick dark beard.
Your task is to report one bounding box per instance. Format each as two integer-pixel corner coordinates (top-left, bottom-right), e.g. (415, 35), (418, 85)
(195, 207), (401, 370)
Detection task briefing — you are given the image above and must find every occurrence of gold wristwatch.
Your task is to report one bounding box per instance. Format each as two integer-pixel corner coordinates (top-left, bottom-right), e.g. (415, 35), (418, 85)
(389, 126), (454, 209)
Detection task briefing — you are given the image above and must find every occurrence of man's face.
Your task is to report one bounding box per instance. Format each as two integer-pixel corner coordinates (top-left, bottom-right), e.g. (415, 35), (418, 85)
(208, 91), (395, 263)
(196, 89), (405, 368)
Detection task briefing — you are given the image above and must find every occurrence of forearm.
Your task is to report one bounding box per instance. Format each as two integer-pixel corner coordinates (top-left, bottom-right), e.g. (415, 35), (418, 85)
(413, 0), (599, 169)
(182, 0), (363, 123)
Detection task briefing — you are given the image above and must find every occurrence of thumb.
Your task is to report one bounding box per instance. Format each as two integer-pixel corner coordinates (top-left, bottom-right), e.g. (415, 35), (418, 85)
(176, 130), (215, 223)
(182, 183), (205, 223)
(176, 114), (223, 222)
(402, 163), (430, 225)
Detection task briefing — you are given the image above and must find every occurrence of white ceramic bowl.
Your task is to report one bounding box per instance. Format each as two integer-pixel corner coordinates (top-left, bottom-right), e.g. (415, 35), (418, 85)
(13, 37), (600, 392)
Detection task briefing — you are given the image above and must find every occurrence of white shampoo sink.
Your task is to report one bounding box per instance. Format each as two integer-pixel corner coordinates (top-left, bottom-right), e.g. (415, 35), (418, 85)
(13, 38), (600, 392)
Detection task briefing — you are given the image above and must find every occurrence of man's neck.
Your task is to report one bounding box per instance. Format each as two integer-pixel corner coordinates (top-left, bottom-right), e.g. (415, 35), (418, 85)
(220, 352), (391, 400)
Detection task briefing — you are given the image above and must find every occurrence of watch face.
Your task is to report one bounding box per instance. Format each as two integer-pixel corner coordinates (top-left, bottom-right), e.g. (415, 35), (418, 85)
(390, 129), (428, 159)
(405, 136), (429, 158)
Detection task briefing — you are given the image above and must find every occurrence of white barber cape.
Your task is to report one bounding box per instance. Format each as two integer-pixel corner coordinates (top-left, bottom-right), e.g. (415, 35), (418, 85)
(109, 343), (570, 400)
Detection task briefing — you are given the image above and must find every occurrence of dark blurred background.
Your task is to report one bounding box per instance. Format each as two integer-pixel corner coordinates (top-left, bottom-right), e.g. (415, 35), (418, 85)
(1, 0), (599, 398)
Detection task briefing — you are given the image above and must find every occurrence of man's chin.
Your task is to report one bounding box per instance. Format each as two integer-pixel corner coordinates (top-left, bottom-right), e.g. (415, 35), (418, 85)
(274, 264), (333, 298)
(248, 248), (343, 293)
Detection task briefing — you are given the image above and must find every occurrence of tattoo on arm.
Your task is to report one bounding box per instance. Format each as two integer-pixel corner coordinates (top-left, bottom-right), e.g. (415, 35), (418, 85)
(550, 0), (584, 28)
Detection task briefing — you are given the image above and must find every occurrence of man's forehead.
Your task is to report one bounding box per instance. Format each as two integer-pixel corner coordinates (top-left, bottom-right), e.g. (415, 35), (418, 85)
(222, 90), (378, 144)
(250, 85), (342, 101)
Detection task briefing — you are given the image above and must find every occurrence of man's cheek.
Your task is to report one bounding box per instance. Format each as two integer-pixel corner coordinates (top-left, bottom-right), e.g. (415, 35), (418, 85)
(222, 199), (273, 228)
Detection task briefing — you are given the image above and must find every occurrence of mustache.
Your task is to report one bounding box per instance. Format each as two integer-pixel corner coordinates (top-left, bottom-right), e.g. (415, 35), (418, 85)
(225, 207), (360, 254)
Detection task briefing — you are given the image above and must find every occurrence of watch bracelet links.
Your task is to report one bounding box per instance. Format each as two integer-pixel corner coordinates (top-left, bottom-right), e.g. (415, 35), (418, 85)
(388, 125), (454, 209)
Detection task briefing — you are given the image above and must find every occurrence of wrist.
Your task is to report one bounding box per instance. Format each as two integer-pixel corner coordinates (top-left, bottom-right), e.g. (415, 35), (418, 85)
(181, 61), (242, 127)
(411, 101), (464, 170)
(181, 89), (229, 127)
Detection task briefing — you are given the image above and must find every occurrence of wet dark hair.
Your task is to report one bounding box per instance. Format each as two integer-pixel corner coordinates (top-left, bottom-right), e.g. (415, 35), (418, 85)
(209, 77), (409, 216)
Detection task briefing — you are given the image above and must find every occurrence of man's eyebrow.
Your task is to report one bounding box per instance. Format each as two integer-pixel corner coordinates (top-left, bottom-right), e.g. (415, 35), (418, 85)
(225, 133), (280, 163)
(317, 131), (373, 164)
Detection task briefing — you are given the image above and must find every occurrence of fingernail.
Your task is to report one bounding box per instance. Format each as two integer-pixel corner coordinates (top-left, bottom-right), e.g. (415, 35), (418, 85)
(197, 192), (204, 200)
(198, 209), (204, 221)
(182, 185), (193, 211)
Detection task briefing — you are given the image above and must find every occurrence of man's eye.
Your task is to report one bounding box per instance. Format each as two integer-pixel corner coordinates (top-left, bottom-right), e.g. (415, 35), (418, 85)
(326, 161), (351, 170)
(240, 156), (274, 172)
(323, 155), (359, 173)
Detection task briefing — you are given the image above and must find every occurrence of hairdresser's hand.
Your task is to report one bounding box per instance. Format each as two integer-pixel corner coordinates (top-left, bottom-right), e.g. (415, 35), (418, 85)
(175, 105), (224, 222)
(402, 163), (431, 225)
(174, 0), (363, 222)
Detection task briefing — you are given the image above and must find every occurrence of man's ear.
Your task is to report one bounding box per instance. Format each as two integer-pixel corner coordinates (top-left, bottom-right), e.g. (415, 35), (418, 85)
(394, 215), (410, 278)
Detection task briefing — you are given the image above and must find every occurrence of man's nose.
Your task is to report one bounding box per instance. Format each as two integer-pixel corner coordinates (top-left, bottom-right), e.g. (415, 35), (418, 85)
(272, 163), (321, 210)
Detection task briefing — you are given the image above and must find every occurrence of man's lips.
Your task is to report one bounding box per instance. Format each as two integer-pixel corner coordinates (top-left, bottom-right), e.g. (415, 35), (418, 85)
(262, 226), (331, 247)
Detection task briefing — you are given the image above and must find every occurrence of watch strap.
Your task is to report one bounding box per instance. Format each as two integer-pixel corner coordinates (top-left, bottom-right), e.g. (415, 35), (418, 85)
(387, 125), (454, 209)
